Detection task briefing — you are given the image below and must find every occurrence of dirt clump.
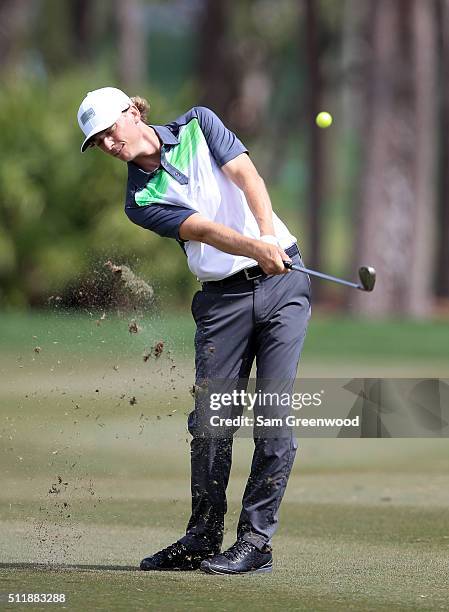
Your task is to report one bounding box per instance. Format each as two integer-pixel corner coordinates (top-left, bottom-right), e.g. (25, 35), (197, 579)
(153, 340), (164, 358)
(104, 260), (154, 303)
(128, 320), (139, 334)
(143, 340), (164, 361)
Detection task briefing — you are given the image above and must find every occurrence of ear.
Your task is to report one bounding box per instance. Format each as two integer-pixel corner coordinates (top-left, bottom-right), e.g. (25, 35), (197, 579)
(128, 105), (141, 124)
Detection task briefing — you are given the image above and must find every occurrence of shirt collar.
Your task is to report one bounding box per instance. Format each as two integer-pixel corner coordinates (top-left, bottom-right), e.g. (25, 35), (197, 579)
(149, 124), (179, 146)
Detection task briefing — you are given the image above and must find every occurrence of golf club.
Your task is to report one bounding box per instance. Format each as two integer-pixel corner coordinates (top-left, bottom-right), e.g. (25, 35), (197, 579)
(284, 261), (376, 292)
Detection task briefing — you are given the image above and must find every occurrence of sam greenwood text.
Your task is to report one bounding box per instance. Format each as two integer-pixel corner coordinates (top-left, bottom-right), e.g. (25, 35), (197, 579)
(210, 415), (360, 428)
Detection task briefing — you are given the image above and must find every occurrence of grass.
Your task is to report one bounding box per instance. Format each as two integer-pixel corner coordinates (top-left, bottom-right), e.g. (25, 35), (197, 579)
(1, 309), (449, 367)
(2, 434), (449, 611)
(1, 310), (449, 610)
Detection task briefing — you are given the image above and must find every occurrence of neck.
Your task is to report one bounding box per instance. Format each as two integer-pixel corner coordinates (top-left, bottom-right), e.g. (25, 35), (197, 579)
(133, 125), (162, 172)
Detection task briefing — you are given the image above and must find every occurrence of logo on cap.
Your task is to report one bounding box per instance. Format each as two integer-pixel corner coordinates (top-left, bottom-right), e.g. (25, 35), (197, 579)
(80, 107), (95, 126)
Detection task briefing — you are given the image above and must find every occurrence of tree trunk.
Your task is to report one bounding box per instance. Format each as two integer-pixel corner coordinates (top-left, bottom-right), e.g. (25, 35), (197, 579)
(436, 0), (449, 297)
(115, 0), (146, 89)
(409, 0), (438, 313)
(0, 0), (30, 76)
(196, 0), (239, 123)
(303, 0), (323, 294)
(352, 0), (437, 317)
(341, 0), (376, 312)
(70, 0), (94, 63)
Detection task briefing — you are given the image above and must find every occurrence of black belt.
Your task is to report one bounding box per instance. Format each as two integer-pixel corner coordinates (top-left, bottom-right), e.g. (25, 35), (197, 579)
(203, 243), (299, 288)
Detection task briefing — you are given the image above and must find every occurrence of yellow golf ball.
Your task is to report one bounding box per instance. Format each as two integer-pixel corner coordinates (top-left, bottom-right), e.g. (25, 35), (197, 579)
(316, 111), (333, 128)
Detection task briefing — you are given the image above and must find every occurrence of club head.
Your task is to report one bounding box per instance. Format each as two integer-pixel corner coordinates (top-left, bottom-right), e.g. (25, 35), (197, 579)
(358, 266), (376, 292)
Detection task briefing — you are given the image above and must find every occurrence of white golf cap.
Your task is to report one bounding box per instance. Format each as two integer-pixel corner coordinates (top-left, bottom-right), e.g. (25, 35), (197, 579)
(77, 87), (132, 152)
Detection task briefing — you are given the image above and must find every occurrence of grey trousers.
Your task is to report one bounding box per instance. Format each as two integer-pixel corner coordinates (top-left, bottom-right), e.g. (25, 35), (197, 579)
(182, 247), (311, 551)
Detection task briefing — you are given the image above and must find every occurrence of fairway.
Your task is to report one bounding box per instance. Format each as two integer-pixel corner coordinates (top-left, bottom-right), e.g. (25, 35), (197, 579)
(1, 312), (449, 611)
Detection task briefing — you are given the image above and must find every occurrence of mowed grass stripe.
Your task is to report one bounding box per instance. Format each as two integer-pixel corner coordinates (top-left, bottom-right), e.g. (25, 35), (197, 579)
(1, 566), (436, 612)
(2, 499), (449, 549)
(1, 521), (447, 611)
(2, 311), (449, 362)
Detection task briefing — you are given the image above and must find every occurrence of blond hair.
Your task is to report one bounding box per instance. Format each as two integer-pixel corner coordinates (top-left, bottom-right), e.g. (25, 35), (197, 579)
(131, 96), (150, 124)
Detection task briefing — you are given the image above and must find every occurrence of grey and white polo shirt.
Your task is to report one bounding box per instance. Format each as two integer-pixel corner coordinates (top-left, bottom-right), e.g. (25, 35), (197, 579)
(125, 106), (296, 281)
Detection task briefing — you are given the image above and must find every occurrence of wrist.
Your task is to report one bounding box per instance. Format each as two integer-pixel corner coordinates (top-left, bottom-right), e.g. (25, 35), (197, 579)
(260, 234), (280, 246)
(249, 238), (266, 261)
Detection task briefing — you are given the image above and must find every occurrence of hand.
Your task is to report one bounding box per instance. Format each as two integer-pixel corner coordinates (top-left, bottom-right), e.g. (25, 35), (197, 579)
(255, 242), (291, 275)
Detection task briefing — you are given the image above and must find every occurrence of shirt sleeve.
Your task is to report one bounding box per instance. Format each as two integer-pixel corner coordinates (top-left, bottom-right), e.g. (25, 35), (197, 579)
(125, 203), (197, 240)
(194, 106), (248, 167)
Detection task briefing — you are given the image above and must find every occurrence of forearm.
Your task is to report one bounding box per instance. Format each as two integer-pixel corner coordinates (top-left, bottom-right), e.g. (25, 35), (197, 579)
(178, 213), (290, 275)
(242, 175), (275, 237)
(179, 214), (261, 260)
(221, 154), (276, 238)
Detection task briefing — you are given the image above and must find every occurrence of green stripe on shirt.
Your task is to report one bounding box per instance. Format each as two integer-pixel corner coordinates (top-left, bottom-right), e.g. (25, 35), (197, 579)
(134, 119), (203, 206)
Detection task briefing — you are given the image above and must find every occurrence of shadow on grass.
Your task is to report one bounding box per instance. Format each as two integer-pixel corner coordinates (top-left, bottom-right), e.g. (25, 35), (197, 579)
(0, 562), (138, 572)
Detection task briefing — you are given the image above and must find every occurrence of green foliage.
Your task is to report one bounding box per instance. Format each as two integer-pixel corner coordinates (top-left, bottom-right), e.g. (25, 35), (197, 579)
(0, 72), (199, 308)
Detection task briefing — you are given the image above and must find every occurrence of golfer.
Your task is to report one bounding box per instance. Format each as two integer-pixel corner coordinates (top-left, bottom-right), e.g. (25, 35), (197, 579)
(77, 87), (311, 575)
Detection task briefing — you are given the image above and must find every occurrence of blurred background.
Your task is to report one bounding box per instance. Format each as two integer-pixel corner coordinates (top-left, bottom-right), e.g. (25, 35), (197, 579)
(1, 0), (449, 318)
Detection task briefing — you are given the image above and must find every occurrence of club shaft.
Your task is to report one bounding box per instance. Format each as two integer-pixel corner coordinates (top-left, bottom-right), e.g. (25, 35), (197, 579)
(286, 262), (361, 290)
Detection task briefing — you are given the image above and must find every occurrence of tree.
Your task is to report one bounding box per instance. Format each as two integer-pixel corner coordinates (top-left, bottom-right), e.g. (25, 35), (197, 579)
(352, 0), (438, 317)
(0, 0), (31, 77)
(303, 0), (324, 289)
(196, 0), (239, 124)
(114, 0), (146, 89)
(436, 0), (449, 298)
(70, 0), (95, 64)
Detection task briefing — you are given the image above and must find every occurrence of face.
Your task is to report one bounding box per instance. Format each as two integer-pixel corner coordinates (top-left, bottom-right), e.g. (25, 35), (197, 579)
(90, 106), (142, 161)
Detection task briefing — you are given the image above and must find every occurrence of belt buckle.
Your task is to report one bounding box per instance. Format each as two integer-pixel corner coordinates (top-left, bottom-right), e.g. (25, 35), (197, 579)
(244, 266), (263, 281)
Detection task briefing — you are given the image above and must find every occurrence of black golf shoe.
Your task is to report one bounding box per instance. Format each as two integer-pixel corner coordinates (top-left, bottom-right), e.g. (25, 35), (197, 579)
(140, 540), (219, 571)
(200, 539), (272, 575)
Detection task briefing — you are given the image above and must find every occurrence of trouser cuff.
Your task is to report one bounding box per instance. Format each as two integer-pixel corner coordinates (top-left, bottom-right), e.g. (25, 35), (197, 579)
(241, 531), (271, 552)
